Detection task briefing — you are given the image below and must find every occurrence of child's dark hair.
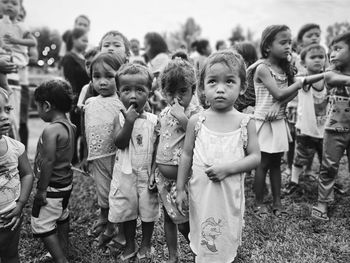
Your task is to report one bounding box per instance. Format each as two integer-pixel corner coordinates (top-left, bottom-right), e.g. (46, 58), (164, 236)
(115, 63), (153, 91)
(90, 52), (124, 81)
(75, 14), (90, 26)
(330, 31), (350, 49)
(99, 30), (131, 58)
(34, 79), (73, 113)
(196, 39), (210, 55)
(300, 44), (326, 62)
(84, 47), (99, 60)
(260, 25), (296, 85)
(233, 41), (258, 67)
(297, 23), (320, 43)
(198, 50), (246, 93)
(66, 28), (87, 52)
(215, 40), (225, 51)
(144, 32), (168, 60)
(171, 50), (189, 60)
(159, 57), (196, 96)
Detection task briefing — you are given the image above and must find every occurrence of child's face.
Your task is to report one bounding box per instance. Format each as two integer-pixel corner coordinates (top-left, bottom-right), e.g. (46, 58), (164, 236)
(92, 62), (117, 97)
(101, 35), (127, 61)
(73, 33), (89, 53)
(35, 101), (51, 122)
(130, 41), (140, 56)
(118, 74), (150, 113)
(163, 83), (193, 109)
(75, 17), (90, 32)
(0, 0), (19, 20)
(269, 30), (292, 60)
(330, 41), (350, 70)
(0, 95), (11, 135)
(303, 48), (326, 73)
(301, 28), (321, 47)
(204, 62), (242, 112)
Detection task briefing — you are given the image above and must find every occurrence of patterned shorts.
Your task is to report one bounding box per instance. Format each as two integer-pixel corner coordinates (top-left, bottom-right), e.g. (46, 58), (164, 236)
(155, 168), (189, 224)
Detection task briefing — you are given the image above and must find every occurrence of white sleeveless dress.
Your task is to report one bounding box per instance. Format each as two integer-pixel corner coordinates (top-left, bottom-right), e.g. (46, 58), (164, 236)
(189, 114), (250, 263)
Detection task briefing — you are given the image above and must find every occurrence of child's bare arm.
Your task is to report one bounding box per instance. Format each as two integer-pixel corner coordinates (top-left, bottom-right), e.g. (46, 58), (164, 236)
(35, 126), (59, 199)
(256, 64), (301, 101)
(324, 71), (350, 87)
(115, 105), (139, 149)
(176, 115), (197, 214)
(2, 151), (34, 231)
(3, 31), (36, 47)
(205, 118), (261, 181)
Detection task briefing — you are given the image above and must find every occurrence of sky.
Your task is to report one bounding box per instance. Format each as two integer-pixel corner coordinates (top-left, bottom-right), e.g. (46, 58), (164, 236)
(24, 0), (350, 47)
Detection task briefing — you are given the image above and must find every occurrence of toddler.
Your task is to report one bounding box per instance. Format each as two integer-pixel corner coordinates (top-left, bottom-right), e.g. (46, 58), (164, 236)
(156, 55), (202, 262)
(0, 89), (33, 262)
(109, 63), (159, 262)
(176, 50), (261, 263)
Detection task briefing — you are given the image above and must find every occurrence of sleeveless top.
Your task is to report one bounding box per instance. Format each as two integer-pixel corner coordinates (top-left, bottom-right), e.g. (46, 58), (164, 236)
(34, 119), (76, 188)
(189, 113), (250, 263)
(254, 63), (288, 120)
(0, 136), (25, 215)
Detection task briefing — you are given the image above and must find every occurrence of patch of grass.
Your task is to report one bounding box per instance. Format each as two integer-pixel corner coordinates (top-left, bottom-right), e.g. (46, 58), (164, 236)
(18, 157), (350, 262)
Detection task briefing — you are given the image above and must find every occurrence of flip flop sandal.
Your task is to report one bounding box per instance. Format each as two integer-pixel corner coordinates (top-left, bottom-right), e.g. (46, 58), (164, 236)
(311, 206), (329, 221)
(97, 230), (117, 249)
(88, 219), (108, 237)
(136, 246), (155, 263)
(253, 205), (269, 220)
(119, 244), (139, 263)
(272, 207), (288, 219)
(106, 240), (126, 257)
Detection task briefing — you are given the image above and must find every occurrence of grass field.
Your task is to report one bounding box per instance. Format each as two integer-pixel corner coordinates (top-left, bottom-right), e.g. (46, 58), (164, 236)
(18, 118), (350, 262)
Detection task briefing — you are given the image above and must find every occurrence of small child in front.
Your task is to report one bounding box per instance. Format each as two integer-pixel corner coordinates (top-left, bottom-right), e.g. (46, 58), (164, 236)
(176, 50), (261, 263)
(0, 89), (33, 263)
(109, 63), (159, 262)
(156, 55), (202, 263)
(312, 32), (350, 221)
(31, 80), (76, 263)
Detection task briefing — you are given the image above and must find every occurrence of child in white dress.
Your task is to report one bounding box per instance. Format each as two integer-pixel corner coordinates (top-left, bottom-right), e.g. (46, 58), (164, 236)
(176, 50), (261, 263)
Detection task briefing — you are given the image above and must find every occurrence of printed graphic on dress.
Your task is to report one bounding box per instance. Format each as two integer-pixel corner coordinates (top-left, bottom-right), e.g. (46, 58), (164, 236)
(136, 134), (143, 146)
(200, 217), (224, 253)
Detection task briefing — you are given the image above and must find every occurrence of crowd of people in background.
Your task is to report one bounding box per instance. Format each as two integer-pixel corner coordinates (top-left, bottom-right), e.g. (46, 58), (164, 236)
(1, 1), (350, 262)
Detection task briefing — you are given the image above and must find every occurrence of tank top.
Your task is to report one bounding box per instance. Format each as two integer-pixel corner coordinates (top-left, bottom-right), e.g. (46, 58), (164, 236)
(34, 119), (76, 188)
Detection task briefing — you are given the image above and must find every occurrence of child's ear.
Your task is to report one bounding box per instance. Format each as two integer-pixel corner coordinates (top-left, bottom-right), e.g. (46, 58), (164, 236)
(300, 59), (307, 68)
(239, 82), (247, 95)
(43, 101), (51, 112)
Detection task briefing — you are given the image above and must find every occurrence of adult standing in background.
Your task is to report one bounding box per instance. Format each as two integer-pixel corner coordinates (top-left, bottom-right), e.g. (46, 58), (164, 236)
(61, 28), (89, 164)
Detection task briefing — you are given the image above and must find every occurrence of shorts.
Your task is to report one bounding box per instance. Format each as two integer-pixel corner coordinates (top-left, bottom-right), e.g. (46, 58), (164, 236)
(90, 155), (115, 208)
(31, 185), (72, 237)
(109, 167), (159, 223)
(293, 132), (323, 167)
(0, 213), (22, 259)
(156, 168), (189, 224)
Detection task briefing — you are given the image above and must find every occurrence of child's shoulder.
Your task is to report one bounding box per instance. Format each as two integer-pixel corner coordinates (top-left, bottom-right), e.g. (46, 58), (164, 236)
(3, 135), (25, 155)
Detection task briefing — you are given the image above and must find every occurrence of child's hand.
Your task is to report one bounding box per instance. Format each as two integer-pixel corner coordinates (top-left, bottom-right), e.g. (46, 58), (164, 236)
(1, 202), (24, 231)
(34, 190), (48, 207)
(121, 104), (139, 124)
(3, 33), (18, 45)
(80, 158), (90, 174)
(148, 172), (157, 192)
(170, 98), (186, 120)
(265, 102), (280, 121)
(205, 164), (228, 182)
(176, 190), (188, 216)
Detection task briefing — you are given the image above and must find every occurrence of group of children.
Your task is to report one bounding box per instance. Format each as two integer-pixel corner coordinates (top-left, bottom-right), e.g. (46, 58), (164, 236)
(1, 16), (350, 263)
